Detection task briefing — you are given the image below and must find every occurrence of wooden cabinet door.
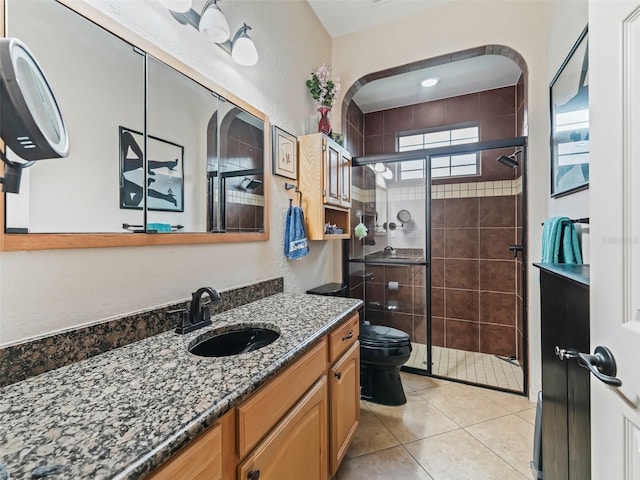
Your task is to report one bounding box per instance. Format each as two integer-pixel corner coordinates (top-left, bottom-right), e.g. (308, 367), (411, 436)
(340, 151), (352, 208)
(238, 377), (328, 480)
(329, 341), (360, 476)
(324, 140), (341, 206)
(149, 422), (223, 480)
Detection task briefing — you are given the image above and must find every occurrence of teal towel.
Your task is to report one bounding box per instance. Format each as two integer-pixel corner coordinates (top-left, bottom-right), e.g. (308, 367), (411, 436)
(541, 216), (566, 263)
(562, 223), (583, 264)
(541, 216), (583, 264)
(147, 223), (172, 233)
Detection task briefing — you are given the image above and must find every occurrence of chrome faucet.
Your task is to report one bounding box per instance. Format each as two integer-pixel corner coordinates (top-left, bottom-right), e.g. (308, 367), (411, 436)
(383, 245), (395, 257)
(172, 287), (222, 334)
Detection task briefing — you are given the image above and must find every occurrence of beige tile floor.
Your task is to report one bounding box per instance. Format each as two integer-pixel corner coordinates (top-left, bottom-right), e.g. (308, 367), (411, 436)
(406, 343), (524, 392)
(335, 372), (536, 480)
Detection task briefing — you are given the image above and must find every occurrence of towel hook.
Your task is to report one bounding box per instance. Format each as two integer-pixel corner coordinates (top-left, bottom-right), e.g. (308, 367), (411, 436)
(285, 182), (303, 207)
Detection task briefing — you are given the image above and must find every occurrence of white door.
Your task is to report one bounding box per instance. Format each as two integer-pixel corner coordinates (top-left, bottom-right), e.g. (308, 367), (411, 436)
(590, 1), (640, 478)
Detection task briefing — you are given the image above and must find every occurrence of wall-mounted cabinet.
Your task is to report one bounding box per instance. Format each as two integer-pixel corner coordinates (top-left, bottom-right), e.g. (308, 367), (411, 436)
(298, 133), (351, 240)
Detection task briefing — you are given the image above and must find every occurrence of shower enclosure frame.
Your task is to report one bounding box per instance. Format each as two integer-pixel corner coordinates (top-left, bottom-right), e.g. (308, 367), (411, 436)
(351, 136), (528, 396)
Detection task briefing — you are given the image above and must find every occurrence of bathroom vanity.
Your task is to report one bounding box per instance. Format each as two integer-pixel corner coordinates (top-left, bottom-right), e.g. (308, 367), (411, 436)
(0, 293), (362, 479)
(535, 263), (590, 480)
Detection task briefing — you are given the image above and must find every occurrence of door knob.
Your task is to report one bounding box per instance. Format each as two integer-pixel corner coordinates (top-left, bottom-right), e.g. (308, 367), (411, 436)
(575, 346), (622, 387)
(248, 470), (260, 480)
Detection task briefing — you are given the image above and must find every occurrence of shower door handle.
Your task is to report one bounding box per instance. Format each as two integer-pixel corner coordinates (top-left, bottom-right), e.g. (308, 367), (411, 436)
(508, 244), (523, 258)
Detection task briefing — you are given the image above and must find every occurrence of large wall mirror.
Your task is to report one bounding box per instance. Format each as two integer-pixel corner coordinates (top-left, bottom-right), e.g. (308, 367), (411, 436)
(1, 0), (268, 249)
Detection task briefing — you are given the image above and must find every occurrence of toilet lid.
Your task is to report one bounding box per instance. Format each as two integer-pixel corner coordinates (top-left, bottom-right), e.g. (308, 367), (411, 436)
(359, 324), (410, 346)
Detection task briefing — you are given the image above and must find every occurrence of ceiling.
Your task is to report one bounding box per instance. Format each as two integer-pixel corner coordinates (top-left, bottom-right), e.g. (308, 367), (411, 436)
(306, 0), (522, 113)
(353, 55), (523, 113)
(306, 0), (453, 38)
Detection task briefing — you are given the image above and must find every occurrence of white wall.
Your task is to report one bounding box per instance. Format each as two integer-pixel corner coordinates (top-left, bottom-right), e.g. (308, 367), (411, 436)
(545, 0), (590, 262)
(0, 0), (339, 345)
(331, 0), (550, 398)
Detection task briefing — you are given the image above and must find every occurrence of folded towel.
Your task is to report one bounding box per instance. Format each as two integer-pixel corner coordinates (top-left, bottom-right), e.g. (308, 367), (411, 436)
(541, 216), (582, 264)
(284, 206), (309, 259)
(147, 223), (172, 233)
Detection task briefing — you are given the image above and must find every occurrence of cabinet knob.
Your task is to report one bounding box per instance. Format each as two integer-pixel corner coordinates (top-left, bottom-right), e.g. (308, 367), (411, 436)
(334, 371), (342, 380)
(248, 469), (260, 480)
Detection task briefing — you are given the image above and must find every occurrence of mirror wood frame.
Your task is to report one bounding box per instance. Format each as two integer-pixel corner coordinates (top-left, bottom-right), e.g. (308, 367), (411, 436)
(0, 0), (270, 251)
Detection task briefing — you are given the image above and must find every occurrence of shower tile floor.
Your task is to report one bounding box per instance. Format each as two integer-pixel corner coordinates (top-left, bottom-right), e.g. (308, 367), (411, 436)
(335, 373), (536, 480)
(405, 343), (524, 391)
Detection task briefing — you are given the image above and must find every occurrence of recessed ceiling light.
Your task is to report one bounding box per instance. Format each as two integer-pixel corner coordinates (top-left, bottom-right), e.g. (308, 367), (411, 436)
(420, 77), (439, 88)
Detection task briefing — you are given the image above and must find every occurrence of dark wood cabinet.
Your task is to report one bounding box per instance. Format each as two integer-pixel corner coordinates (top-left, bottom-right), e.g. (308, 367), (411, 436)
(535, 263), (590, 480)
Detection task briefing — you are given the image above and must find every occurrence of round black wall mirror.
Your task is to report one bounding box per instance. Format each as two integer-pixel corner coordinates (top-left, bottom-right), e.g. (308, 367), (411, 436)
(0, 38), (69, 160)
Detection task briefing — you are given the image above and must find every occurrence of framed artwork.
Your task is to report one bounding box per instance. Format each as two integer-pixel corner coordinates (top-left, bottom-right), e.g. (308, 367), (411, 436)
(272, 125), (297, 180)
(119, 126), (185, 212)
(550, 26), (589, 197)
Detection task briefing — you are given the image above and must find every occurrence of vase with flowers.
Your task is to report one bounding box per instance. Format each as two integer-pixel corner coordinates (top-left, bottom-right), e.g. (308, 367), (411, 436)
(306, 64), (341, 135)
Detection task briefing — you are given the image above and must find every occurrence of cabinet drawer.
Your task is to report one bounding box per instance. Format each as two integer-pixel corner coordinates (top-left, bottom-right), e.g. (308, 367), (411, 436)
(150, 422), (222, 480)
(329, 313), (359, 364)
(237, 339), (327, 458)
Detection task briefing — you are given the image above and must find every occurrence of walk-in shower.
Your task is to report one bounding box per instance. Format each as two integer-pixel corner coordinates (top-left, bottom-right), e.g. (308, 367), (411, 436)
(348, 137), (527, 394)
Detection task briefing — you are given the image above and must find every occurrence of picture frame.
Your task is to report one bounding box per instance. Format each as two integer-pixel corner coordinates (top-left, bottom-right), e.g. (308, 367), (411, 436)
(119, 126), (185, 212)
(272, 125), (298, 180)
(550, 26), (589, 197)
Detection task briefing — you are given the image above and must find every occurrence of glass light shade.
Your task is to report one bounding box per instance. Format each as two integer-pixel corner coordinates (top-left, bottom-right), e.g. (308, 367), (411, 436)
(199, 4), (230, 43)
(232, 34), (258, 66)
(374, 163), (386, 172)
(382, 168), (393, 180)
(158, 0), (192, 13)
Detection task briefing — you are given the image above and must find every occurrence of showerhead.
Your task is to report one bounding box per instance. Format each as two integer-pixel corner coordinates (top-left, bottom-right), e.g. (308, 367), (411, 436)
(497, 150), (522, 168)
(239, 177), (262, 191)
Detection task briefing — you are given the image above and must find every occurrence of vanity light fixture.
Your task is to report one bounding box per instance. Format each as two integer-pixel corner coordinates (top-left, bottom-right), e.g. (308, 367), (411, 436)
(420, 77), (439, 88)
(199, 0), (230, 43)
(167, 0), (258, 66)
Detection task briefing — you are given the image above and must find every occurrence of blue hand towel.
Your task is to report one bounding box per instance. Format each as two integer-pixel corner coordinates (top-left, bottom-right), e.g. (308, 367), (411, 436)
(284, 206), (309, 259)
(147, 223), (172, 233)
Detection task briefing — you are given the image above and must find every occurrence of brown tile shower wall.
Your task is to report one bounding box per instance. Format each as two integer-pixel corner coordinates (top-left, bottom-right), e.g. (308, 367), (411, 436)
(432, 195), (518, 357)
(363, 86), (518, 184)
(346, 101), (364, 157)
(358, 264), (426, 343)
(224, 118), (264, 232)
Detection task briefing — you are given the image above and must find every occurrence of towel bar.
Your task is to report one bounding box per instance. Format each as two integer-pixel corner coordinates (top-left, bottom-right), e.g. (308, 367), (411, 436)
(541, 217), (589, 226)
(122, 223), (184, 232)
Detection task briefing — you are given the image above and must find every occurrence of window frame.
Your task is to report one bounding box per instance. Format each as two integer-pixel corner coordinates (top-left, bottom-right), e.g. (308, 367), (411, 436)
(396, 123), (481, 180)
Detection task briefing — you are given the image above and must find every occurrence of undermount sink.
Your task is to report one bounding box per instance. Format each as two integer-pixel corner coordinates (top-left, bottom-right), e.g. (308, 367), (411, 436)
(189, 326), (280, 357)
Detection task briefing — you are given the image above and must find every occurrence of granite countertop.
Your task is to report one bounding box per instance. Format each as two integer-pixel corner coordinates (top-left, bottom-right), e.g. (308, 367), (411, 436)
(0, 293), (362, 480)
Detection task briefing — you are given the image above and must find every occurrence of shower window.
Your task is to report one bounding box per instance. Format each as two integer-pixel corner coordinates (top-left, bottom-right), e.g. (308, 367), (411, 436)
(398, 125), (480, 180)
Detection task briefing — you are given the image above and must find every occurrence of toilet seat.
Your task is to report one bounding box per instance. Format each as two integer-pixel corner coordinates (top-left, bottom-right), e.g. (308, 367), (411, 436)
(359, 324), (411, 348)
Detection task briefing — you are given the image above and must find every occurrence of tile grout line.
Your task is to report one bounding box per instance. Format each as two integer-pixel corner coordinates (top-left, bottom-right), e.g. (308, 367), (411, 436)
(463, 417), (532, 479)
